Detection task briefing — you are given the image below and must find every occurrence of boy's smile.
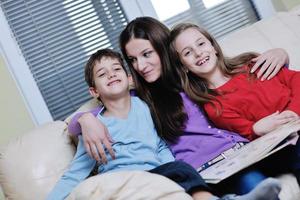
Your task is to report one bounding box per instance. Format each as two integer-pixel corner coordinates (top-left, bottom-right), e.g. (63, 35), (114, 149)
(107, 79), (121, 86)
(89, 57), (129, 100)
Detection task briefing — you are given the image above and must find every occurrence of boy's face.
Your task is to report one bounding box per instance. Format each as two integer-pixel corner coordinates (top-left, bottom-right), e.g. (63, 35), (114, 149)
(89, 57), (129, 100)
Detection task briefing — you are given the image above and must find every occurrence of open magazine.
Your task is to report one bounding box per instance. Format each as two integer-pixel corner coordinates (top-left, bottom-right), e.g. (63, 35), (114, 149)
(199, 120), (300, 184)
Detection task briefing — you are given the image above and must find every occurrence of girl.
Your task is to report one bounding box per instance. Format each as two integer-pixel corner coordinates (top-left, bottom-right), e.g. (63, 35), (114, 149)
(169, 22), (300, 188)
(169, 23), (300, 141)
(69, 17), (289, 194)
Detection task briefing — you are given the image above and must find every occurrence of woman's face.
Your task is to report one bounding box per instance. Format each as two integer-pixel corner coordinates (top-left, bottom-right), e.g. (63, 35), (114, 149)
(125, 38), (162, 83)
(174, 28), (218, 79)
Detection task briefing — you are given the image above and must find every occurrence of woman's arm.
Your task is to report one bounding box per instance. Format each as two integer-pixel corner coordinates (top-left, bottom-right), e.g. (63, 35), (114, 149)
(250, 48), (289, 81)
(68, 108), (100, 136)
(68, 108), (115, 163)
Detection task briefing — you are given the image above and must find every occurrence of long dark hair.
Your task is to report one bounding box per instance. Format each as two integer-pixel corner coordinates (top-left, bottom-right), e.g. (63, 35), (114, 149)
(120, 17), (187, 142)
(169, 23), (258, 111)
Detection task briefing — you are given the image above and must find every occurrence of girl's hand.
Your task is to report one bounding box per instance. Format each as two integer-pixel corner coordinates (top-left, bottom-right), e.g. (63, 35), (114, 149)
(253, 110), (297, 136)
(78, 113), (115, 163)
(250, 48), (289, 81)
(279, 110), (299, 119)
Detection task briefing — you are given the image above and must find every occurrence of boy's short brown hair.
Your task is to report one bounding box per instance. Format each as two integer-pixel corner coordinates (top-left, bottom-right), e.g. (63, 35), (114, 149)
(85, 49), (127, 87)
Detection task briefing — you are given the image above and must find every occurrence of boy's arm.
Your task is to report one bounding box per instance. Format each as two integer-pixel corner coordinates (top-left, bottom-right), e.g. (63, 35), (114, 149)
(47, 136), (97, 200)
(68, 108), (101, 136)
(157, 139), (175, 163)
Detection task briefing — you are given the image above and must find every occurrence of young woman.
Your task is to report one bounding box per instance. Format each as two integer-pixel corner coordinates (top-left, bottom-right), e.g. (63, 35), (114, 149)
(69, 17), (289, 194)
(169, 22), (300, 188)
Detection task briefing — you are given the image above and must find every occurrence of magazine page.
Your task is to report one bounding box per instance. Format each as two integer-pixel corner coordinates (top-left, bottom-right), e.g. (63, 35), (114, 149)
(199, 120), (300, 184)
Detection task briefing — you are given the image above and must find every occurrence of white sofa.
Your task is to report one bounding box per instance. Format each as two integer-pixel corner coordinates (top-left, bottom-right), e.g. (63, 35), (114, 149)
(1, 8), (300, 200)
(220, 8), (300, 200)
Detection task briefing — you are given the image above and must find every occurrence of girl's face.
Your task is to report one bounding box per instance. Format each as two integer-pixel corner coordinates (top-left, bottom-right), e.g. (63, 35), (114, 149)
(125, 38), (162, 83)
(174, 28), (218, 79)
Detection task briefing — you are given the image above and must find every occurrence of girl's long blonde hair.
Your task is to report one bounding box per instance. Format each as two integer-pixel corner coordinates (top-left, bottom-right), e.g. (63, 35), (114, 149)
(169, 23), (258, 110)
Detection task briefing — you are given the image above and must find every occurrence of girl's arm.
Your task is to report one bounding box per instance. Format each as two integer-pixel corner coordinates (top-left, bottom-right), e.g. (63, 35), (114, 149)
(205, 104), (298, 141)
(204, 67), (300, 140)
(253, 111), (299, 136)
(277, 68), (300, 115)
(250, 48), (289, 81)
(204, 104), (257, 140)
(68, 108), (115, 163)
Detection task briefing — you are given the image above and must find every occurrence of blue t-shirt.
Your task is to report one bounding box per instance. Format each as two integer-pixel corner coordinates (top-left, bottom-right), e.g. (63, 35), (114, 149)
(47, 97), (174, 200)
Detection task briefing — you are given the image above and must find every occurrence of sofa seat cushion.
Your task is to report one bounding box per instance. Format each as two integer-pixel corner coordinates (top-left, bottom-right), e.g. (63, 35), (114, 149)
(67, 171), (192, 200)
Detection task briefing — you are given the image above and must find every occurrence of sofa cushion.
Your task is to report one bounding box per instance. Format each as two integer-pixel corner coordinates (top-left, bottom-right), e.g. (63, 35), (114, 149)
(0, 121), (193, 200)
(0, 121), (75, 200)
(67, 171), (192, 200)
(64, 98), (101, 126)
(219, 12), (300, 69)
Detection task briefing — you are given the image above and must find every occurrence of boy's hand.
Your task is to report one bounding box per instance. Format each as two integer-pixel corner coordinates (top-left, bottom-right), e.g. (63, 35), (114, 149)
(253, 110), (297, 136)
(250, 48), (289, 81)
(78, 113), (115, 163)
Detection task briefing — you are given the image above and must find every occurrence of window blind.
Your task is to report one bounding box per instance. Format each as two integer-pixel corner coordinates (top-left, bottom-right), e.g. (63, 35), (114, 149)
(164, 0), (259, 39)
(1, 0), (128, 120)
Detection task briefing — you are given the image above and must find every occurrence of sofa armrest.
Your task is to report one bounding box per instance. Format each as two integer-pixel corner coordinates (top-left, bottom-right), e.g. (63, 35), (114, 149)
(0, 121), (75, 200)
(0, 122), (192, 200)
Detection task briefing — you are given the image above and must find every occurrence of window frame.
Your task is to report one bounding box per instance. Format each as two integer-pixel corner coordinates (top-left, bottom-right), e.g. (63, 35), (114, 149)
(0, 1), (134, 124)
(0, 0), (276, 124)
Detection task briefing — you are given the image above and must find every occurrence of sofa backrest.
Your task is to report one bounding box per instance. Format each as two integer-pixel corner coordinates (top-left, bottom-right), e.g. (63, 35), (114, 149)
(219, 11), (300, 70)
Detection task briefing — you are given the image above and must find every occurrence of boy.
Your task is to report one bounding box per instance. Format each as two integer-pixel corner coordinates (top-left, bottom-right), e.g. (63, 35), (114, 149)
(47, 49), (281, 200)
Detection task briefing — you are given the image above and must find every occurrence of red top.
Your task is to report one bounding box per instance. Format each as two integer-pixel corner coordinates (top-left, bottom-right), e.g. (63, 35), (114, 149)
(204, 66), (300, 140)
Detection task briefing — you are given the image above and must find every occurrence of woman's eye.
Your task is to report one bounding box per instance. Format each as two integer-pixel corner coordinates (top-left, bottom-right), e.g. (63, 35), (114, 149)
(144, 51), (152, 58)
(129, 57), (136, 63)
(198, 42), (205, 46)
(114, 67), (122, 71)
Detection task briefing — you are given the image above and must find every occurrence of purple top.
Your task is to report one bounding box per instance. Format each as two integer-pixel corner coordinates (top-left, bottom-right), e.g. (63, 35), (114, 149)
(68, 92), (248, 169)
(68, 109), (100, 137)
(169, 93), (248, 168)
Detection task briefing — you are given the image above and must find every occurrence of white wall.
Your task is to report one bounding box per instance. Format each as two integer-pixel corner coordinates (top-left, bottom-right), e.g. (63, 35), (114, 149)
(252, 0), (277, 19)
(0, 8), (53, 126)
(0, 47), (35, 145)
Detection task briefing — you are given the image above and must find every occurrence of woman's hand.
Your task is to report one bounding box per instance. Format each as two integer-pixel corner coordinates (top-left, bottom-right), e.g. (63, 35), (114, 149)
(250, 48), (289, 81)
(78, 113), (115, 163)
(253, 110), (298, 136)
